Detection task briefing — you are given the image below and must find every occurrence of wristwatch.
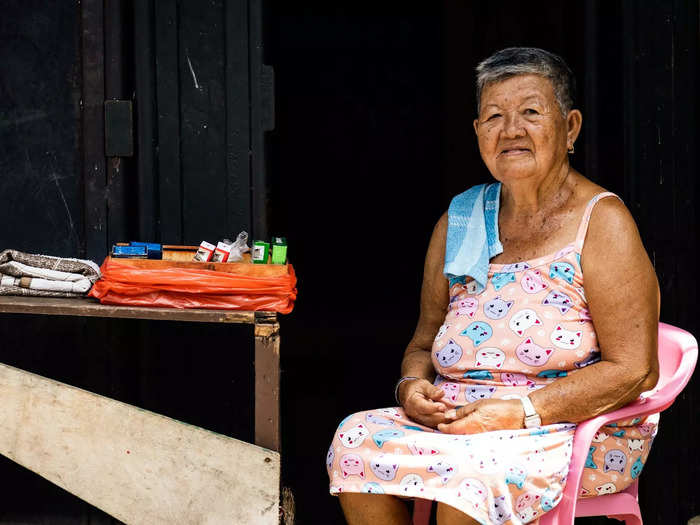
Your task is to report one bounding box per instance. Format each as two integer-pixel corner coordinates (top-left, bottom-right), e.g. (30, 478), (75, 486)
(520, 395), (542, 428)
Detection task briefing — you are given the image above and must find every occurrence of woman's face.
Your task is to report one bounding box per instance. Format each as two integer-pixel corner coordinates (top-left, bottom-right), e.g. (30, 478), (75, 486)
(473, 74), (580, 183)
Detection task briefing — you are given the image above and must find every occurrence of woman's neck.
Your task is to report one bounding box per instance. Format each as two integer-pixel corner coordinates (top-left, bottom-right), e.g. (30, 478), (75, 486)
(500, 163), (573, 216)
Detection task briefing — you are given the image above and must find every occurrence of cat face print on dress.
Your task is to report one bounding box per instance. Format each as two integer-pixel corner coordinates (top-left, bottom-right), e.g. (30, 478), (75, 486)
(439, 382), (460, 402)
(365, 413), (395, 426)
(460, 322), (493, 346)
(542, 290), (574, 314)
(435, 339), (463, 367)
(407, 441), (439, 456)
(509, 309), (542, 336)
(505, 464), (527, 489)
(501, 262), (531, 273)
(595, 482), (617, 495)
(399, 474), (425, 495)
(628, 439), (644, 452)
(489, 496), (511, 525)
(326, 445), (335, 470)
(515, 338), (554, 367)
(549, 262), (575, 284)
(575, 348), (601, 368)
(585, 446), (598, 469)
(540, 490), (561, 512)
(491, 272), (515, 291)
(456, 478), (488, 510)
(592, 430), (608, 443)
(434, 324), (449, 342)
(338, 424), (369, 448)
(603, 449), (627, 473)
(475, 347), (505, 369)
(377, 407), (401, 419)
(550, 325), (583, 350)
(340, 453), (365, 479)
(463, 370), (494, 380)
(427, 459), (457, 484)
(454, 298), (478, 318)
(361, 482), (385, 494)
(372, 429), (405, 448)
(501, 372), (535, 387)
(369, 454), (399, 481)
(630, 456), (644, 479)
(521, 269), (548, 294)
(518, 507), (538, 524)
(471, 450), (501, 474)
(466, 385), (496, 402)
(515, 492), (540, 512)
(483, 296), (514, 320)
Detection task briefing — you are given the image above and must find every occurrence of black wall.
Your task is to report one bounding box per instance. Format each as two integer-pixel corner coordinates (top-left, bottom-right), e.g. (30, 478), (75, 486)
(0, 1), (698, 524)
(269, 2), (699, 524)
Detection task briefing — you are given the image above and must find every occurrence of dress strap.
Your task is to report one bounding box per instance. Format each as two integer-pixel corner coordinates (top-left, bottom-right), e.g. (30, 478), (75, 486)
(574, 192), (621, 251)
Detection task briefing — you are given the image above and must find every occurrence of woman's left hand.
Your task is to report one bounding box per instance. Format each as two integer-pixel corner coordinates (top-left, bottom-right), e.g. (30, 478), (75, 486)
(437, 398), (525, 434)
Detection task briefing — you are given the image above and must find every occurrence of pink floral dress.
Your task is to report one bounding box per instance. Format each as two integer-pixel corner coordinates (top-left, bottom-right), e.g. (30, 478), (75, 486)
(327, 193), (658, 524)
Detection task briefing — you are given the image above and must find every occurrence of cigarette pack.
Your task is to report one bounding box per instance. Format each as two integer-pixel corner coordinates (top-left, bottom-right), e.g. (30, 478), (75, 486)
(193, 241), (216, 262)
(112, 245), (148, 258)
(270, 237), (288, 265)
(252, 241), (270, 264)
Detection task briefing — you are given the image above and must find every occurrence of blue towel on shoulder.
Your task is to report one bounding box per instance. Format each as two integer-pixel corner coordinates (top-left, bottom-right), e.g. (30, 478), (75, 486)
(443, 183), (503, 293)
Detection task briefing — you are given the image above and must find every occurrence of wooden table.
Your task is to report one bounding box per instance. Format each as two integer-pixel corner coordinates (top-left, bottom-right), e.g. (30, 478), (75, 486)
(0, 295), (282, 524)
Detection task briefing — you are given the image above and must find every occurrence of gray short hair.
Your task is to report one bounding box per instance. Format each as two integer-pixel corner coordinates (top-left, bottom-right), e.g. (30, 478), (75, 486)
(475, 47), (576, 117)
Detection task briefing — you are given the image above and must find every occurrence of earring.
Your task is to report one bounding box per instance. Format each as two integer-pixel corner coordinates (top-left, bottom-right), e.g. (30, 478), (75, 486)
(567, 144), (575, 154)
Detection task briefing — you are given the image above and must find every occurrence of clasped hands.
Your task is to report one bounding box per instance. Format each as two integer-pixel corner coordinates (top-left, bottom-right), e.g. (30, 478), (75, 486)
(399, 378), (526, 434)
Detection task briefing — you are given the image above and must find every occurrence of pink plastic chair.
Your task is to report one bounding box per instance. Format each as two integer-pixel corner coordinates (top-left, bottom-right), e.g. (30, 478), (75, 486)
(412, 322), (698, 525)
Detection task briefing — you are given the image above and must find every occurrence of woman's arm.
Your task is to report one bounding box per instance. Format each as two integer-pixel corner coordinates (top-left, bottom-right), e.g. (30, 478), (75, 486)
(438, 198), (660, 433)
(396, 212), (451, 427)
(529, 197), (660, 424)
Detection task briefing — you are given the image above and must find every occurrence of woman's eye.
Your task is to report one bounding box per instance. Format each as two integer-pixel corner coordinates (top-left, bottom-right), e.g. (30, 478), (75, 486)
(485, 113), (501, 121)
(524, 108), (539, 115)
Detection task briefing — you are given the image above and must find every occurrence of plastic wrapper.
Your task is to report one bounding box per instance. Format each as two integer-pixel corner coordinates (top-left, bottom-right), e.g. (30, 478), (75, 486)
(88, 257), (297, 314)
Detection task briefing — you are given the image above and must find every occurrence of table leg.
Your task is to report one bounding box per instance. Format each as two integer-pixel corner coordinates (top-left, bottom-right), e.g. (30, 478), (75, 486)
(254, 313), (280, 452)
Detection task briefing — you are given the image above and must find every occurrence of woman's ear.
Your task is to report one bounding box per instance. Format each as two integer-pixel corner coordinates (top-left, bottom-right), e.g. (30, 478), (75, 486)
(473, 118), (480, 136)
(566, 109), (583, 146)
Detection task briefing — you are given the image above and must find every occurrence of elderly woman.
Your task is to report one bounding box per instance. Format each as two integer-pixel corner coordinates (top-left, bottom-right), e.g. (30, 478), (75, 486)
(326, 48), (660, 525)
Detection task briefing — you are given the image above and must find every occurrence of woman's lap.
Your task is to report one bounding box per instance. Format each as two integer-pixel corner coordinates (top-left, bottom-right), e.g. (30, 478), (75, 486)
(327, 408), (658, 523)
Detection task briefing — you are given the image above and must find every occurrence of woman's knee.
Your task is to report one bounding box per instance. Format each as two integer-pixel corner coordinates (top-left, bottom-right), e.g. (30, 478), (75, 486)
(339, 493), (409, 525)
(436, 502), (480, 525)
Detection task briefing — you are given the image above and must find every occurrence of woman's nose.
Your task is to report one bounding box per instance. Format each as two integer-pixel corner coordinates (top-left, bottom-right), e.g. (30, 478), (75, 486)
(502, 112), (525, 138)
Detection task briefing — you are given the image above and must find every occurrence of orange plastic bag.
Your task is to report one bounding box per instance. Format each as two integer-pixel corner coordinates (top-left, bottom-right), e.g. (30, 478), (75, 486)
(88, 257), (297, 314)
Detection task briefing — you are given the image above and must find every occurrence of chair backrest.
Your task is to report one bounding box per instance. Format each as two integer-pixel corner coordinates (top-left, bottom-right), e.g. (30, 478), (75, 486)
(414, 323), (697, 525)
(540, 322), (697, 525)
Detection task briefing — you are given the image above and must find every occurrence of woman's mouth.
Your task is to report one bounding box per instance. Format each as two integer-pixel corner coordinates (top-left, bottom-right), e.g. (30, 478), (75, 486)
(500, 148), (531, 156)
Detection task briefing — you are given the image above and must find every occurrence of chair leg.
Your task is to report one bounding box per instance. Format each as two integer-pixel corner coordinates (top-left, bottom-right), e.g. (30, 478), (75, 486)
(412, 499), (432, 525)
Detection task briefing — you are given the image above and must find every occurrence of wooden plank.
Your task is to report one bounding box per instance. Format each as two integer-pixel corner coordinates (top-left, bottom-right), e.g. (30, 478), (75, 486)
(254, 314), (280, 452)
(0, 362), (280, 524)
(0, 296), (256, 324)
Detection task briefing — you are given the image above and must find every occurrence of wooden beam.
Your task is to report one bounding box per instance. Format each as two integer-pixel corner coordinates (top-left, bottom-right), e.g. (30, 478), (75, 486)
(0, 362), (280, 524)
(254, 313), (280, 452)
(0, 296), (256, 324)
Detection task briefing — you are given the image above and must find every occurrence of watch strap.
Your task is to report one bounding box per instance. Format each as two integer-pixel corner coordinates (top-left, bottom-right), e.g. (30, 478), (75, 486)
(520, 395), (542, 428)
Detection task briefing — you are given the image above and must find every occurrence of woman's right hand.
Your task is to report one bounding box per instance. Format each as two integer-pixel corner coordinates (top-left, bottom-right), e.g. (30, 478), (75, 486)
(399, 379), (449, 429)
